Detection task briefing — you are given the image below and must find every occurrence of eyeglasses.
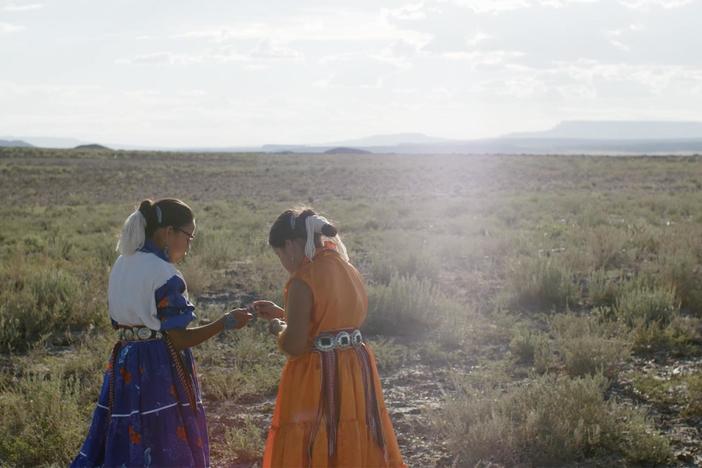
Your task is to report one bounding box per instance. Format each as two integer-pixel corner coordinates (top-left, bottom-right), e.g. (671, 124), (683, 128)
(175, 228), (195, 241)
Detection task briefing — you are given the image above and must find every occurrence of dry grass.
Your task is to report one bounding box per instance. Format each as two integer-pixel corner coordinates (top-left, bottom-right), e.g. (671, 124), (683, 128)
(2, 149), (702, 464)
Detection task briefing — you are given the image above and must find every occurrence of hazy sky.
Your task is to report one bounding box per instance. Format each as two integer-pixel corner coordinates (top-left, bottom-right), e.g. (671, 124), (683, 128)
(2, 0), (701, 146)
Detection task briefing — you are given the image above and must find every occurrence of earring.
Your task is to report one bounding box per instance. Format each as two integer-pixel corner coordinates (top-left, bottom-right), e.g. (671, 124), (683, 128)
(164, 244), (170, 259)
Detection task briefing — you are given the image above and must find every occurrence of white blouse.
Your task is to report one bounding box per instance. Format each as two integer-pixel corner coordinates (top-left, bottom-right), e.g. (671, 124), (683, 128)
(107, 251), (187, 331)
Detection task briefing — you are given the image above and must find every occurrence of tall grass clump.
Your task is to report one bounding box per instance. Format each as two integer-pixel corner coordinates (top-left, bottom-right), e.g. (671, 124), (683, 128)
(194, 327), (283, 401)
(365, 274), (462, 337)
(190, 230), (237, 270)
(0, 372), (88, 465)
(550, 313), (630, 378)
(509, 327), (551, 373)
(436, 373), (671, 466)
(0, 266), (107, 352)
(218, 416), (264, 461)
(659, 253), (702, 315)
(583, 225), (629, 270)
(615, 283), (678, 327)
(587, 269), (621, 307)
(613, 282), (701, 353)
(368, 245), (440, 285)
(506, 256), (578, 311)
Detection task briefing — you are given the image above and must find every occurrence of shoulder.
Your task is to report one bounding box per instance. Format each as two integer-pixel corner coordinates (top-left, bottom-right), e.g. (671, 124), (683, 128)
(111, 252), (178, 284)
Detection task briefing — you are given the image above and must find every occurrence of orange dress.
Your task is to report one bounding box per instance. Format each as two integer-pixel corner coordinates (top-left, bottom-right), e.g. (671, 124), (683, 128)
(262, 246), (406, 468)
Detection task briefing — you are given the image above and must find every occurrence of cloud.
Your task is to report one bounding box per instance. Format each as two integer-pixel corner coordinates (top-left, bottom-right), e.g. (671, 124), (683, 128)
(606, 23), (644, 52)
(441, 49), (526, 67)
(248, 40), (303, 60)
(116, 40), (303, 66)
(618, 0), (694, 9)
(2, 1), (42, 11)
(314, 73), (384, 89)
(435, 0), (598, 13)
(383, 2), (439, 21)
(173, 10), (431, 46)
(0, 22), (24, 33)
(438, 0), (530, 13)
(115, 52), (200, 65)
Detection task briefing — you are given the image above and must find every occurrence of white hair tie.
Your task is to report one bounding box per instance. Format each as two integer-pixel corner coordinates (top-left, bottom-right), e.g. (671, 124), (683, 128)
(116, 209), (146, 256)
(304, 215), (329, 260)
(300, 214), (350, 262)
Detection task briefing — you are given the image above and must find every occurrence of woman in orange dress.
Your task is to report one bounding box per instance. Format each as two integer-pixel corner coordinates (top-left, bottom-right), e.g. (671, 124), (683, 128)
(254, 208), (406, 468)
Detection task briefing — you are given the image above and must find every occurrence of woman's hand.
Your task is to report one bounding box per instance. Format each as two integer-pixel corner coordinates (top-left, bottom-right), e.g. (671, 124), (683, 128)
(253, 300), (285, 320)
(166, 308), (253, 351)
(269, 318), (287, 336)
(226, 307), (253, 330)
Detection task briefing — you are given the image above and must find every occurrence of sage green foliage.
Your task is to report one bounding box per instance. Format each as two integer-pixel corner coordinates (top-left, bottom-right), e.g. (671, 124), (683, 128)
(1, 148), (701, 464)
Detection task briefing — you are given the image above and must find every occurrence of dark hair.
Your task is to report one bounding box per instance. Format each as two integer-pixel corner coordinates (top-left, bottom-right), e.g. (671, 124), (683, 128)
(138, 198), (194, 238)
(268, 208), (337, 248)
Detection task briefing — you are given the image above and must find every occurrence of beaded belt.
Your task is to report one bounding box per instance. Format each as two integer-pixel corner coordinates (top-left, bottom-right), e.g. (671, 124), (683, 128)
(118, 326), (163, 341)
(307, 329), (386, 467)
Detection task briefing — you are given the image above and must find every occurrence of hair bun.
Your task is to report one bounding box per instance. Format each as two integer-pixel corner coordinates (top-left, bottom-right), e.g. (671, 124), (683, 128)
(138, 199), (153, 214)
(138, 199), (158, 231)
(321, 223), (338, 237)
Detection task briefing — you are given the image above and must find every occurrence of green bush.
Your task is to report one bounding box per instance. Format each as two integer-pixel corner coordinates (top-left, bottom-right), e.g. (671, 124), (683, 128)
(365, 275), (462, 336)
(587, 269), (620, 307)
(0, 267), (107, 352)
(0, 372), (87, 465)
(507, 256), (579, 311)
(219, 416), (264, 461)
(368, 246), (440, 285)
(550, 314), (630, 378)
(436, 373), (671, 466)
(509, 326), (551, 373)
(660, 254), (702, 315)
(631, 315), (701, 355)
(615, 284), (678, 327)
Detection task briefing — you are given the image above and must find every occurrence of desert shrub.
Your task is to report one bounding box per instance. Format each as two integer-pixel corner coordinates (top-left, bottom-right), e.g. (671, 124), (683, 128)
(368, 246), (440, 285)
(587, 269), (621, 307)
(364, 275), (463, 336)
(686, 372), (702, 417)
(0, 266), (107, 352)
(367, 338), (411, 371)
(436, 373), (671, 466)
(0, 372), (88, 465)
(218, 416), (264, 461)
(509, 326), (551, 373)
(584, 225), (629, 270)
(615, 283), (678, 327)
(506, 256), (579, 311)
(191, 229), (237, 270)
(659, 253), (702, 315)
(550, 314), (630, 378)
(630, 315), (701, 355)
(194, 327), (283, 401)
(200, 363), (279, 401)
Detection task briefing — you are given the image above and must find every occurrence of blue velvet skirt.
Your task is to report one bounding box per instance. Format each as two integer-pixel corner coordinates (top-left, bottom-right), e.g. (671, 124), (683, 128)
(71, 339), (209, 467)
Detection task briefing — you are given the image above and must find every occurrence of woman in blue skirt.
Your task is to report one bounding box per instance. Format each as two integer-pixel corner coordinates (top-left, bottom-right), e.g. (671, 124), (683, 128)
(72, 199), (252, 467)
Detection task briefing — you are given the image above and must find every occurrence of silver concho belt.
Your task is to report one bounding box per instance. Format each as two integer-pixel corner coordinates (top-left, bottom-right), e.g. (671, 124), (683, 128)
(118, 326), (162, 341)
(313, 329), (363, 352)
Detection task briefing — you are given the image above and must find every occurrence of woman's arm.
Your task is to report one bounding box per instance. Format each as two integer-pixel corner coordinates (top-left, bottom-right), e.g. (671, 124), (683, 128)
(276, 279), (313, 357)
(166, 308), (251, 351)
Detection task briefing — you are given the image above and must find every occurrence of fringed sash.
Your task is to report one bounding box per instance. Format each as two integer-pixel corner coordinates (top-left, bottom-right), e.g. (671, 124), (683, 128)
(306, 330), (387, 467)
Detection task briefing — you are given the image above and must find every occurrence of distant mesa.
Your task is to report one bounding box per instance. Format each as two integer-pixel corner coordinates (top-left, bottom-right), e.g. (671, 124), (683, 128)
(75, 143), (112, 150)
(0, 139), (33, 148)
(323, 147), (372, 155)
(505, 120), (702, 140)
